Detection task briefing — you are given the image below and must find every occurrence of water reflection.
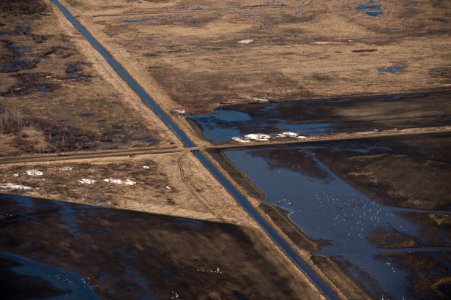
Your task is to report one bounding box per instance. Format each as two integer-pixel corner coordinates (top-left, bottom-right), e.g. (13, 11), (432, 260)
(0, 193), (302, 299)
(225, 146), (445, 299)
(0, 252), (99, 300)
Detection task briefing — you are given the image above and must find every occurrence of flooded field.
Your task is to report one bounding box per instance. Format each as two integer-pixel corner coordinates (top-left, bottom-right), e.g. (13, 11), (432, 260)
(223, 133), (451, 299)
(0, 193), (319, 299)
(190, 91), (451, 143)
(2, 0), (450, 299)
(0, 252), (99, 299)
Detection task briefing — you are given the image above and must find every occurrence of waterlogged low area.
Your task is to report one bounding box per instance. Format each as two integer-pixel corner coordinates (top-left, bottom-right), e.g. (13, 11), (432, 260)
(0, 193), (309, 299)
(355, 0), (384, 17)
(225, 142), (451, 299)
(0, 252), (99, 300)
(189, 92), (451, 143)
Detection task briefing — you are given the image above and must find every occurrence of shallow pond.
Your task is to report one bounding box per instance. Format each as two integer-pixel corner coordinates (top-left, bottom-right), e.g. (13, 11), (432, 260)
(0, 252), (100, 300)
(0, 193), (302, 299)
(189, 93), (451, 143)
(190, 104), (334, 143)
(225, 145), (450, 299)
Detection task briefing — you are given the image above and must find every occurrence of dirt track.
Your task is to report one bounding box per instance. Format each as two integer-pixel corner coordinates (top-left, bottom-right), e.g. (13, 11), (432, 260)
(0, 1), (330, 298)
(1, 0), (450, 299)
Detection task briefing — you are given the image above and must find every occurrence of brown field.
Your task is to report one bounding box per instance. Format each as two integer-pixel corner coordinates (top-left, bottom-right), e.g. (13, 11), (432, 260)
(1, 0), (450, 299)
(0, 0), (177, 156)
(64, 0), (450, 113)
(0, 151), (257, 225)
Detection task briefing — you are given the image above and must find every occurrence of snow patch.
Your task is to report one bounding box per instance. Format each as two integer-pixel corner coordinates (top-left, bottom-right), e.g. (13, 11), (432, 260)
(173, 109), (186, 115)
(60, 166), (73, 171)
(0, 183), (32, 191)
(232, 137), (250, 143)
(281, 131), (298, 138)
(26, 169), (43, 177)
(251, 97), (269, 103)
(104, 178), (136, 186)
(142, 165), (150, 169)
(78, 178), (96, 185)
(238, 39), (253, 44)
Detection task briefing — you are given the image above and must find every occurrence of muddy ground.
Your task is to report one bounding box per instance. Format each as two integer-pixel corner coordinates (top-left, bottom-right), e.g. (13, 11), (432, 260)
(380, 251), (451, 299)
(190, 91), (451, 142)
(64, 0), (450, 113)
(0, 194), (321, 299)
(0, 0), (176, 156)
(314, 133), (451, 210)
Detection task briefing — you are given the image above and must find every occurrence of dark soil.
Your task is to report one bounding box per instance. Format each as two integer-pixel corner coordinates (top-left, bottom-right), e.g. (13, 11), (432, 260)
(380, 251), (451, 300)
(314, 133), (451, 210)
(0, 194), (316, 299)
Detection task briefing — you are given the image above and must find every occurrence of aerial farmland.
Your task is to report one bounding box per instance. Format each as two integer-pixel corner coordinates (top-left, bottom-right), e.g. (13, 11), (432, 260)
(0, 0), (450, 299)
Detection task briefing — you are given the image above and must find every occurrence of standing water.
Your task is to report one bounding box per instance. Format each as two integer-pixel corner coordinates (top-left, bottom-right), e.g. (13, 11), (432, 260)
(225, 146), (436, 299)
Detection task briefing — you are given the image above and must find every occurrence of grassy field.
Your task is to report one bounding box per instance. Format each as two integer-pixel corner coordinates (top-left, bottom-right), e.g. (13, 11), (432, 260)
(65, 0), (450, 113)
(0, 0), (175, 156)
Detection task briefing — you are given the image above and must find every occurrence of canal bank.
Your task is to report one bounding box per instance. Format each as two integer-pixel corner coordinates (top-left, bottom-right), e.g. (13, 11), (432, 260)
(218, 133), (451, 299)
(50, 0), (339, 298)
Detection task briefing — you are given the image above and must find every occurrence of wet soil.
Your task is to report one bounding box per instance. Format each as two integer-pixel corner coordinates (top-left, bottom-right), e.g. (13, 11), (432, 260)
(0, 193), (318, 299)
(380, 251), (451, 300)
(0, 258), (70, 300)
(0, 0), (163, 156)
(313, 132), (451, 210)
(190, 91), (451, 143)
(259, 202), (319, 252)
(0, 252), (99, 300)
(207, 148), (264, 200)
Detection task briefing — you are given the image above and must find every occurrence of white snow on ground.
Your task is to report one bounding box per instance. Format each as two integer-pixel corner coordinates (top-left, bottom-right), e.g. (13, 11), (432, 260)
(313, 41), (342, 45)
(231, 131), (309, 143)
(165, 185), (172, 190)
(252, 97), (269, 103)
(78, 178), (96, 185)
(60, 166), (73, 171)
(26, 169), (43, 176)
(238, 39), (253, 44)
(142, 166), (150, 169)
(173, 109), (186, 115)
(232, 137), (250, 143)
(104, 178), (136, 186)
(13, 174), (19, 177)
(281, 131), (298, 138)
(244, 133), (271, 141)
(0, 183), (32, 191)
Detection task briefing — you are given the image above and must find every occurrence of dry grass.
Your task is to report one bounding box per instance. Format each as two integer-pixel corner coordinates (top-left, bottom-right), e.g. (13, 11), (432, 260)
(0, 101), (23, 134)
(66, 0), (451, 113)
(0, 0), (171, 156)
